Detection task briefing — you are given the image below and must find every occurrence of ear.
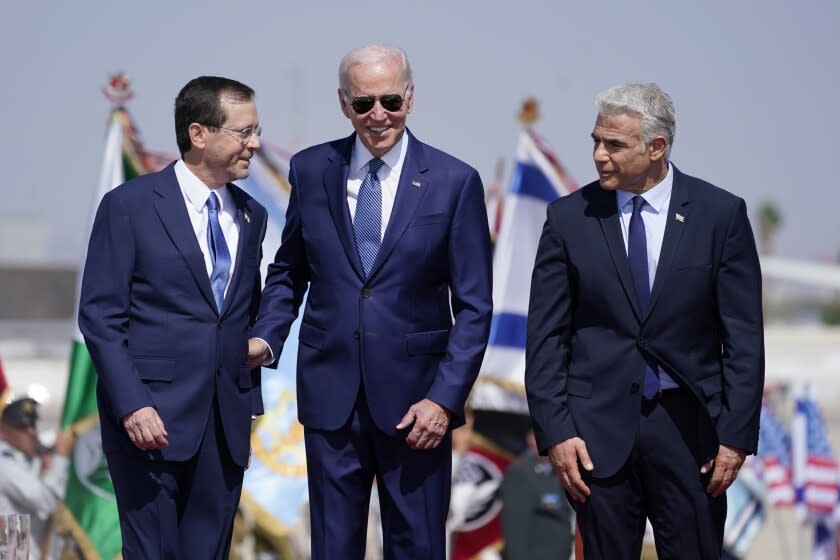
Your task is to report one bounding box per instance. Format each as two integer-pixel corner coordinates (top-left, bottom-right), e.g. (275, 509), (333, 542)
(188, 123), (207, 151)
(405, 84), (415, 115)
(338, 89), (352, 119)
(647, 136), (667, 161)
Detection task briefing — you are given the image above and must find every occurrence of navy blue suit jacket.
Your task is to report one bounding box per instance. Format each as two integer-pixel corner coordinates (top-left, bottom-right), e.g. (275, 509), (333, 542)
(525, 166), (764, 478)
(79, 162), (268, 467)
(253, 131), (493, 434)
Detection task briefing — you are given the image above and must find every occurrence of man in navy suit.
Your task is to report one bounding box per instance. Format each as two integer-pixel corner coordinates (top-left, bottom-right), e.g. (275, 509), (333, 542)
(248, 44), (493, 559)
(525, 83), (764, 559)
(79, 76), (268, 559)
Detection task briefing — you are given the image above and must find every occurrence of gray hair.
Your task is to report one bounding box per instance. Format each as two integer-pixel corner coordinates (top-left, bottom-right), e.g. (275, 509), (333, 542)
(595, 83), (676, 159)
(338, 44), (413, 93)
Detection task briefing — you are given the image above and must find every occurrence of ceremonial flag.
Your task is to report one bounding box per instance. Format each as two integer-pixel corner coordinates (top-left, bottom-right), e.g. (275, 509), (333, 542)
(758, 403), (795, 506)
(471, 128), (577, 414)
(792, 384), (840, 519)
(239, 143), (310, 553)
(58, 105), (163, 559)
(452, 126), (576, 559)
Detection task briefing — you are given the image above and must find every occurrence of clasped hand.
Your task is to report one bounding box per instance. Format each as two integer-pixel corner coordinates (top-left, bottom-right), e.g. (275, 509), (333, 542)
(396, 399), (451, 450)
(122, 406), (168, 451)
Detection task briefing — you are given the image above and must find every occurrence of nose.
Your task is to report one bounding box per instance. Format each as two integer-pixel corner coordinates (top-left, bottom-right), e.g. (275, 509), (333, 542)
(369, 100), (387, 120)
(593, 141), (608, 163)
(246, 132), (261, 150)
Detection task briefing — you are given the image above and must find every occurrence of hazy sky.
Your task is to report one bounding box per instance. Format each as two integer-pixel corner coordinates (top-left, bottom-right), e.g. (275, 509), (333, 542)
(2, 0), (838, 265)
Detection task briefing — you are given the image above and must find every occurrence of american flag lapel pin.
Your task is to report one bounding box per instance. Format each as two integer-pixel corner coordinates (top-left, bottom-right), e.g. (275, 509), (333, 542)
(675, 213), (685, 223)
(411, 180), (422, 188)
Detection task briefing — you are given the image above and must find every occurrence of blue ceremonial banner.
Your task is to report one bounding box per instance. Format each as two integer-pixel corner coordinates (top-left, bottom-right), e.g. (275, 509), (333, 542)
(239, 146), (310, 549)
(472, 129), (577, 413)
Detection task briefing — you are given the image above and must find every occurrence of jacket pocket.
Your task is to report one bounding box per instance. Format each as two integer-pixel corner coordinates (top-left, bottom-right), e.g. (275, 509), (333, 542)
(405, 329), (450, 356)
(567, 377), (592, 398)
(298, 321), (325, 350)
(133, 357), (175, 382)
(410, 213), (447, 227)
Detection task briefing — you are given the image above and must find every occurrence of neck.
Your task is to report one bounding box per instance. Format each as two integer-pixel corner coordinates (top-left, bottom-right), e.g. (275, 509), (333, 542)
(182, 155), (225, 190)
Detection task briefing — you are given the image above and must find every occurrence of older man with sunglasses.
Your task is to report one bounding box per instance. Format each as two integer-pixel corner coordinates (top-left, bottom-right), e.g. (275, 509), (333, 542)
(249, 44), (493, 559)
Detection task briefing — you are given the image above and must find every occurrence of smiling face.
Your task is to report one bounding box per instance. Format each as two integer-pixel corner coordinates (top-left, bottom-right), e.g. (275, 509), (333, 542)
(339, 57), (413, 158)
(591, 112), (667, 194)
(203, 96), (261, 186)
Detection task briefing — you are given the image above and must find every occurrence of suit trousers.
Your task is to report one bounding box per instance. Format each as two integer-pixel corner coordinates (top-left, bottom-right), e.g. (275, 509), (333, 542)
(572, 390), (727, 560)
(304, 390), (452, 560)
(106, 395), (245, 559)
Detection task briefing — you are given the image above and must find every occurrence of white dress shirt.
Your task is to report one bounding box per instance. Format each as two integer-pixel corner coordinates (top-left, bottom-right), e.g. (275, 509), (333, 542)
(347, 131), (409, 238)
(616, 163), (678, 390)
(174, 160), (239, 297)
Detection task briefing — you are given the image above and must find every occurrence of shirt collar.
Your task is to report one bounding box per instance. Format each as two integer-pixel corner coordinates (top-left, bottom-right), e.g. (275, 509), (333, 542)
(0, 440), (29, 464)
(350, 131), (408, 176)
(174, 159), (234, 213)
(616, 163), (673, 214)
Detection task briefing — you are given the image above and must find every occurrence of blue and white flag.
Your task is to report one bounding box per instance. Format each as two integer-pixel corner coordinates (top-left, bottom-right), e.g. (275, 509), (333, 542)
(472, 129), (577, 413)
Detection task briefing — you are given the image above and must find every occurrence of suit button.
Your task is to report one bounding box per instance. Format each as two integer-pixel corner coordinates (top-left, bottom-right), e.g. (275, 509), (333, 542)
(217, 321), (223, 329)
(630, 382), (640, 393)
(353, 330), (360, 340)
(362, 290), (371, 299)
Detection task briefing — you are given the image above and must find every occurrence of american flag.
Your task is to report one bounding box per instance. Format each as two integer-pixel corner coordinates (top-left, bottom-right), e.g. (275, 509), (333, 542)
(792, 384), (840, 517)
(758, 404), (795, 506)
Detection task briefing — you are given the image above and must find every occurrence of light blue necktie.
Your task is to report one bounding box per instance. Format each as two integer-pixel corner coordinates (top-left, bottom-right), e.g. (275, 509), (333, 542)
(628, 196), (659, 398)
(206, 192), (231, 312)
(354, 158), (384, 277)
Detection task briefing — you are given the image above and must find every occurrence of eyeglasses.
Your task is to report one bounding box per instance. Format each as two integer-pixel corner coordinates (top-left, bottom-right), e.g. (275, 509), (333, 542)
(204, 124), (262, 142)
(343, 86), (410, 115)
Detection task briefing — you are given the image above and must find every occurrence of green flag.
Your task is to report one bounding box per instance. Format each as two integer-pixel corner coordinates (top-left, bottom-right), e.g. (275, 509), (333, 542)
(59, 108), (148, 559)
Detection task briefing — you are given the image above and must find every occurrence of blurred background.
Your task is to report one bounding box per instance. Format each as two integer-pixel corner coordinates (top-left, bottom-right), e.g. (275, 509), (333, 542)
(1, 1), (839, 558)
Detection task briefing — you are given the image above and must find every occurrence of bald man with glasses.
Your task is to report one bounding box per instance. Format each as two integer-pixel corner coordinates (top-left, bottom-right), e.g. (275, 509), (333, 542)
(249, 44), (493, 559)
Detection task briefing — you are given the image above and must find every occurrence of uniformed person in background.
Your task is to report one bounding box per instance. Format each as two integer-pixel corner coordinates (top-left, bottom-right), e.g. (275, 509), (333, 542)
(500, 430), (574, 560)
(0, 397), (75, 560)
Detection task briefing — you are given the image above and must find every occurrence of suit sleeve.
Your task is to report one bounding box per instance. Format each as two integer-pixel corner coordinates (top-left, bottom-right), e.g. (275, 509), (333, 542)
(78, 191), (155, 421)
(715, 198), (764, 454)
(525, 206), (578, 454)
(252, 158), (310, 363)
(424, 168), (493, 422)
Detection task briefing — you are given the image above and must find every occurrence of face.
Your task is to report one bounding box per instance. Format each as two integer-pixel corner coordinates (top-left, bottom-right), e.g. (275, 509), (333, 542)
(591, 113), (664, 193)
(3, 425), (38, 458)
(339, 57), (413, 158)
(201, 96), (261, 187)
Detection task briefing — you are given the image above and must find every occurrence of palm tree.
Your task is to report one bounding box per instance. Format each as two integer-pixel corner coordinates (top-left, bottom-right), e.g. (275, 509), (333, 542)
(757, 201), (782, 255)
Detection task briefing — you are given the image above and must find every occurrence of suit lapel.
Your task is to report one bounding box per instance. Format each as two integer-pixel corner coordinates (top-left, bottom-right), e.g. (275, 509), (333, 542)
(220, 185), (251, 316)
(323, 136), (365, 280)
(152, 164), (217, 312)
(366, 133), (429, 281)
(593, 187), (643, 321)
(647, 166), (691, 320)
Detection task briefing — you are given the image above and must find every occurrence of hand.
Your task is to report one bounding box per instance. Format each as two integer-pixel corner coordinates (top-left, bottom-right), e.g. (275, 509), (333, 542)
(54, 429), (76, 457)
(122, 406), (169, 451)
(547, 437), (594, 502)
(396, 399), (451, 450)
(702, 444), (747, 497)
(247, 338), (271, 369)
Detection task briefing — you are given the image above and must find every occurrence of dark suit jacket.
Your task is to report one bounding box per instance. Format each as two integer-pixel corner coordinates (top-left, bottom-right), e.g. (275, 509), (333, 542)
(253, 131), (493, 434)
(79, 162), (268, 467)
(525, 166), (764, 478)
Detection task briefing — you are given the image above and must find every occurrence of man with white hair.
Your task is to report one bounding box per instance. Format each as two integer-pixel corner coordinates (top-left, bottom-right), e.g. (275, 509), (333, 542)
(525, 83), (764, 559)
(249, 44), (492, 559)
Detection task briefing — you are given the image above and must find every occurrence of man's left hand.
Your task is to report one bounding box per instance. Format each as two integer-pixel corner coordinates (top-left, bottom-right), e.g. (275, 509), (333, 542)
(396, 399), (451, 450)
(702, 444), (747, 497)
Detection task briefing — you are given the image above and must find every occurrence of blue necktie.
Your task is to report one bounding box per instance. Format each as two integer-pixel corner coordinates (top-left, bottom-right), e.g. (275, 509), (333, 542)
(354, 158), (384, 277)
(628, 196), (659, 398)
(206, 192), (231, 312)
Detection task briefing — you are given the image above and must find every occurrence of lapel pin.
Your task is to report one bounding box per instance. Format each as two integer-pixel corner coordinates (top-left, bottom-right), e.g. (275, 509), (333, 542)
(675, 213), (685, 223)
(244, 212), (251, 224)
(411, 180), (422, 188)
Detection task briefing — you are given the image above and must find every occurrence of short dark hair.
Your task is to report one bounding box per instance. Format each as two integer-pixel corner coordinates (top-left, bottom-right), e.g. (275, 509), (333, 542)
(174, 76), (255, 156)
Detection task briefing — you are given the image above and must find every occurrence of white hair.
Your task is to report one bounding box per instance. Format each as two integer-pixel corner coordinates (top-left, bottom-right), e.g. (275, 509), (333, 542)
(596, 83), (676, 159)
(338, 44), (413, 93)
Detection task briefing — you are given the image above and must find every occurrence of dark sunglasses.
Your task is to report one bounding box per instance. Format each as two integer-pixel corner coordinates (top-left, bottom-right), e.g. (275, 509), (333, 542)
(344, 86), (410, 114)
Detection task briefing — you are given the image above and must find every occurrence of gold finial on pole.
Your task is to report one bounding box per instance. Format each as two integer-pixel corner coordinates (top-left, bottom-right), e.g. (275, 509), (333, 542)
(518, 97), (540, 125)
